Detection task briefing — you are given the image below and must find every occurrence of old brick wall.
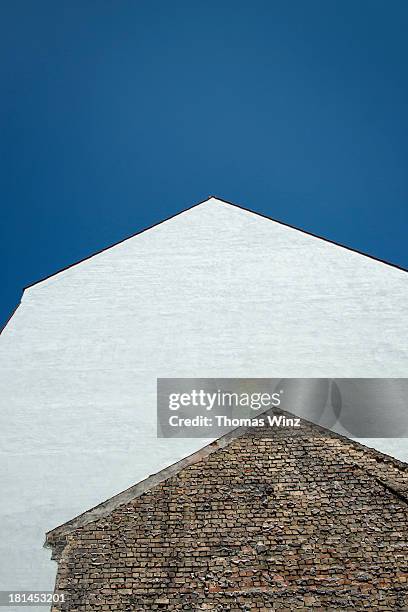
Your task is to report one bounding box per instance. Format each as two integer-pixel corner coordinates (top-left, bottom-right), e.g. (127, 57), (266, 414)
(48, 423), (408, 611)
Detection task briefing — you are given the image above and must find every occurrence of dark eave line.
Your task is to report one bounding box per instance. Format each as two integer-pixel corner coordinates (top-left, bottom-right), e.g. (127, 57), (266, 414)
(24, 194), (408, 291)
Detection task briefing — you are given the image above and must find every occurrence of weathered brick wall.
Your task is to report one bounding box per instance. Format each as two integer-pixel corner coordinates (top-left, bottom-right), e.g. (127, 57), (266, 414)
(48, 422), (408, 611)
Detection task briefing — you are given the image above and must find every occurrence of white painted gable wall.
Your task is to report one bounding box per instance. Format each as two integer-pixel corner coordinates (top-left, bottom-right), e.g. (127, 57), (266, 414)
(0, 198), (407, 605)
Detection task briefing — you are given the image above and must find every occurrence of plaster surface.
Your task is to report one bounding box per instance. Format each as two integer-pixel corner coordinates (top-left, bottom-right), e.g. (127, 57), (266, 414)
(0, 198), (407, 608)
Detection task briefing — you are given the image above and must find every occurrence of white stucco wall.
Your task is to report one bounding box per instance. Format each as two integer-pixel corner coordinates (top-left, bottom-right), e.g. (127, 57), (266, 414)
(0, 198), (407, 607)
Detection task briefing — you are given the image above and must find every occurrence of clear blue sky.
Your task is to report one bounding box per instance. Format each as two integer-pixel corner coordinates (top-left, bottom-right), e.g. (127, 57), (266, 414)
(1, 1), (407, 328)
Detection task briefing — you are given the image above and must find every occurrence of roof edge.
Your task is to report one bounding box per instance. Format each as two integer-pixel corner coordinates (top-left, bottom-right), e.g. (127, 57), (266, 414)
(212, 195), (408, 274)
(45, 423), (245, 545)
(2, 193), (406, 335)
(45, 408), (408, 546)
(26, 193), (408, 292)
(0, 292), (24, 337)
(25, 196), (214, 291)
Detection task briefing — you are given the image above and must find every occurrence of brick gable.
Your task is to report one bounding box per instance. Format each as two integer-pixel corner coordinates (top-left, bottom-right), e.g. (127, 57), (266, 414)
(47, 419), (408, 610)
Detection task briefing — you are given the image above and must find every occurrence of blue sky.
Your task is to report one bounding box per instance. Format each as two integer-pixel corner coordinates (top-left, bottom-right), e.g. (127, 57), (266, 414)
(1, 1), (407, 328)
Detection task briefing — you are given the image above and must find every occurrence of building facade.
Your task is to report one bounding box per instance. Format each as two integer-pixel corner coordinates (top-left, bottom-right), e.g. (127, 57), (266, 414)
(1, 197), (407, 604)
(47, 415), (408, 611)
